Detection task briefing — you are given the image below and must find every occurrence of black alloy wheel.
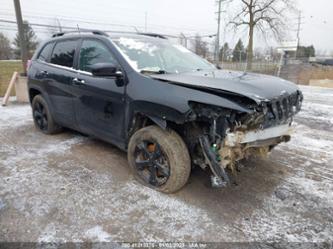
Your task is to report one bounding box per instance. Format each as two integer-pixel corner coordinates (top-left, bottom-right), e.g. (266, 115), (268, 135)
(32, 94), (62, 134)
(128, 126), (191, 193)
(134, 140), (170, 187)
(33, 101), (48, 131)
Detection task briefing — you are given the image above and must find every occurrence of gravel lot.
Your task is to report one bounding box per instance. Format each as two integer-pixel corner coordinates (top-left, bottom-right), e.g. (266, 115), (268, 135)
(0, 86), (332, 244)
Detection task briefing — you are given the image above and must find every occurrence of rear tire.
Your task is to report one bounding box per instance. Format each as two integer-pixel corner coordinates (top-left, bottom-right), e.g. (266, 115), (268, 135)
(128, 126), (191, 194)
(32, 94), (62, 134)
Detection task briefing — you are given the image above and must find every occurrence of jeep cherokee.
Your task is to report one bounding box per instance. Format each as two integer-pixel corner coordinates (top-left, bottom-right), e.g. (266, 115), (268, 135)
(28, 30), (303, 193)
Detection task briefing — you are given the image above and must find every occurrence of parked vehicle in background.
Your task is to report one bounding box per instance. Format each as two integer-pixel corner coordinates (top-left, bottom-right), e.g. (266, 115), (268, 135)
(27, 30), (303, 193)
(310, 57), (333, 66)
(317, 59), (333, 66)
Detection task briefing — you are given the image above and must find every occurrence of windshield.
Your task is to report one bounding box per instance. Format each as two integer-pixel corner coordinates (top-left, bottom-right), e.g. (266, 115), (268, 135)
(112, 36), (216, 74)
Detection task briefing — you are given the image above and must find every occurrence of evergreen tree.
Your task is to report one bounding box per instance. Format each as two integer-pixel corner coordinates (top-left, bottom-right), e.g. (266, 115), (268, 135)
(13, 21), (38, 59)
(297, 45), (316, 59)
(232, 39), (246, 62)
(219, 42), (230, 61)
(0, 32), (11, 59)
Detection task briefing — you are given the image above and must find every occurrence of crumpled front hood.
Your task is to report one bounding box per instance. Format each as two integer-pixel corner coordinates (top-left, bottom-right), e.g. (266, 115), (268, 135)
(151, 70), (300, 103)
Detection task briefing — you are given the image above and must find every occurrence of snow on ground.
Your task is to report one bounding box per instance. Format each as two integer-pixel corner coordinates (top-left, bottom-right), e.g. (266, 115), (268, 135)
(85, 226), (113, 242)
(239, 86), (333, 242)
(0, 86), (332, 244)
(0, 102), (32, 128)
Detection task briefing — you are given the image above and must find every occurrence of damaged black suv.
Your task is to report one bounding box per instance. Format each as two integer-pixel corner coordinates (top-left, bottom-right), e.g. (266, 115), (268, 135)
(28, 30), (303, 193)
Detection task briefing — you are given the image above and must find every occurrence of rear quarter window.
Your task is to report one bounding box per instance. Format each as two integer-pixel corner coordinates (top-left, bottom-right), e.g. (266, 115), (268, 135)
(50, 40), (77, 68)
(37, 42), (54, 62)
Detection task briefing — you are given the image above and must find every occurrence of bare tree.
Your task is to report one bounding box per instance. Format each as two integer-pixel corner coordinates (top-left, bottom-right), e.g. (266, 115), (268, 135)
(193, 34), (209, 58)
(229, 0), (296, 70)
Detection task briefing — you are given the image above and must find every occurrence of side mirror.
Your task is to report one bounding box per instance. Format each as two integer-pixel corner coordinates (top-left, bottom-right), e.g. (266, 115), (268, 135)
(90, 63), (123, 78)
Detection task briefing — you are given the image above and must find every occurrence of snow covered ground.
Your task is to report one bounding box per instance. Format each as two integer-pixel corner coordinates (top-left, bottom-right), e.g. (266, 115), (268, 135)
(0, 86), (332, 245)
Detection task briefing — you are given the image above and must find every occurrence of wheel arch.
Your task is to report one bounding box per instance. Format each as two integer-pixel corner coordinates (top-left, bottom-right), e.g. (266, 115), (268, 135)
(28, 86), (56, 117)
(29, 87), (41, 104)
(125, 100), (190, 139)
(128, 112), (166, 137)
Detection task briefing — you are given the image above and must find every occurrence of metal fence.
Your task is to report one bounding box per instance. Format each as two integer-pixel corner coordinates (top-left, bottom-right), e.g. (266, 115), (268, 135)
(221, 61), (279, 76)
(218, 58), (333, 85)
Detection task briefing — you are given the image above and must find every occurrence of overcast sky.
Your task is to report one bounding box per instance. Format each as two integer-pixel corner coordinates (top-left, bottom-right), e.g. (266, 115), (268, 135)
(0, 0), (332, 55)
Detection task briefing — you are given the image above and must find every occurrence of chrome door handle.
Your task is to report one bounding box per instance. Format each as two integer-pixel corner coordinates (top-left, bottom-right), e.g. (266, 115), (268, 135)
(72, 78), (85, 85)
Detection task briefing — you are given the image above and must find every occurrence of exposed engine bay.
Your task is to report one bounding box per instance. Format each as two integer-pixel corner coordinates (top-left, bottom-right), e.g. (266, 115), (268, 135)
(181, 90), (303, 187)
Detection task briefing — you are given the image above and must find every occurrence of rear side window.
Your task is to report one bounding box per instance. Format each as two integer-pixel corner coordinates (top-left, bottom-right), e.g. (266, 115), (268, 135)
(50, 40), (77, 68)
(79, 39), (118, 72)
(38, 42), (54, 62)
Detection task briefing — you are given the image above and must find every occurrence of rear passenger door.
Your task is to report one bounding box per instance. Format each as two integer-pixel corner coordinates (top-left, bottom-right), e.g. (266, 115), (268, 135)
(47, 39), (79, 127)
(72, 38), (126, 145)
(30, 41), (55, 94)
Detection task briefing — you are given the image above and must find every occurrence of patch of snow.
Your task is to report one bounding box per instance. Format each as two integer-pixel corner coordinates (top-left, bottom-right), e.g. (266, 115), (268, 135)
(0, 198), (6, 210)
(118, 37), (158, 56)
(114, 182), (220, 240)
(0, 104), (32, 128)
(173, 44), (191, 53)
(113, 37), (160, 71)
(1, 136), (87, 168)
(290, 176), (333, 202)
(116, 47), (139, 70)
(38, 224), (57, 243)
(287, 127), (333, 153)
(299, 102), (333, 125)
(241, 173), (333, 242)
(85, 226), (112, 242)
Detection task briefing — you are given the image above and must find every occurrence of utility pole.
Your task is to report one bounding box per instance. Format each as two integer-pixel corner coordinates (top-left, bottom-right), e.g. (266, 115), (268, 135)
(13, 0), (28, 75)
(295, 11), (302, 59)
(214, 0), (223, 66)
(296, 11), (302, 47)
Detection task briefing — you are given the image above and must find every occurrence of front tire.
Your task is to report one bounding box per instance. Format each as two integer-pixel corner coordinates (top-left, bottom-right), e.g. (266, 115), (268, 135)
(128, 126), (191, 194)
(32, 95), (62, 134)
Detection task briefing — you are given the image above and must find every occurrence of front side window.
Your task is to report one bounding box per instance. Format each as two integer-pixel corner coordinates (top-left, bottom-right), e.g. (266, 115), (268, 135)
(38, 42), (54, 62)
(112, 37), (215, 74)
(50, 40), (77, 68)
(79, 39), (118, 72)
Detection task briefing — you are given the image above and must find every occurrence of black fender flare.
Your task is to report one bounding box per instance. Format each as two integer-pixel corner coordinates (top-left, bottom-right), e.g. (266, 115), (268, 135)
(147, 115), (167, 130)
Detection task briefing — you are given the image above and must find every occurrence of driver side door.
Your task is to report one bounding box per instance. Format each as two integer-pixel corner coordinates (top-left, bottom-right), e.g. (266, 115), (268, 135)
(72, 38), (126, 147)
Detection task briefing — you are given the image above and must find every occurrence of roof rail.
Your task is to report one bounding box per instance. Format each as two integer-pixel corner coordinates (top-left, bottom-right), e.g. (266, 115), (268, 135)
(51, 29), (176, 40)
(52, 30), (109, 38)
(137, 32), (168, 39)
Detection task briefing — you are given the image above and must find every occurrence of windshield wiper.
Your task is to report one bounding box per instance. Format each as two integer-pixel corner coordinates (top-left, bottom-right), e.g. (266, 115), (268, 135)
(140, 69), (168, 75)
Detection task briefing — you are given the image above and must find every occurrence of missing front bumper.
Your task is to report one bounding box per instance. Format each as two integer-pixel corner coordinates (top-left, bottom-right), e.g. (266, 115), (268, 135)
(199, 124), (293, 188)
(220, 124), (293, 170)
(224, 124), (293, 147)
